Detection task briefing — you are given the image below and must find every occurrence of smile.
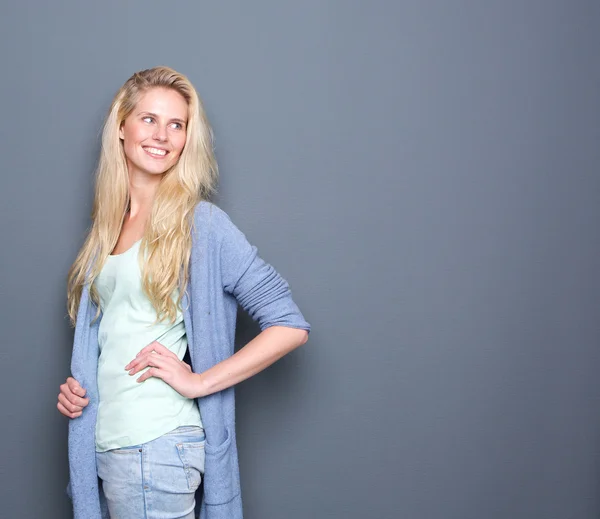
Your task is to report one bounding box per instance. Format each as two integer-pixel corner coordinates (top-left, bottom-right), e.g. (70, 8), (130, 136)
(143, 146), (169, 158)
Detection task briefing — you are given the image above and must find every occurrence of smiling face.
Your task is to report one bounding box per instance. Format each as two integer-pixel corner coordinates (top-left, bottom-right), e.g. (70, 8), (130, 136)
(119, 87), (189, 178)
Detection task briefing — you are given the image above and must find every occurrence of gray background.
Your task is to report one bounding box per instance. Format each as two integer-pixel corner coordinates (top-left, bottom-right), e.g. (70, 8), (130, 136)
(1, 1), (599, 518)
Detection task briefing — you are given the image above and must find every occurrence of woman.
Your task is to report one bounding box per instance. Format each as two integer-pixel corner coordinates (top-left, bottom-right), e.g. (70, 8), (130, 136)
(57, 66), (311, 519)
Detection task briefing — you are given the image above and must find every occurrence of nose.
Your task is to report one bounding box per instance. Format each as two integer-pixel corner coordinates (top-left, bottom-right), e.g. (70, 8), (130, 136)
(153, 124), (168, 143)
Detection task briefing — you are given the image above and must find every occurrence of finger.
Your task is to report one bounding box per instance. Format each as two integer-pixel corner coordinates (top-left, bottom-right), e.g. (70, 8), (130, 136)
(138, 341), (178, 360)
(57, 401), (82, 419)
(61, 382), (88, 404)
(67, 377), (86, 397)
(128, 354), (172, 375)
(126, 342), (177, 370)
(60, 383), (74, 398)
(59, 393), (83, 413)
(136, 367), (165, 383)
(124, 354), (151, 371)
(62, 389), (89, 408)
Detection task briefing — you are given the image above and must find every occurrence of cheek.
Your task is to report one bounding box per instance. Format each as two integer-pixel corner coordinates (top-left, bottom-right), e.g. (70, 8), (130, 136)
(122, 127), (143, 151)
(121, 137), (136, 160)
(123, 137), (141, 162)
(172, 135), (187, 157)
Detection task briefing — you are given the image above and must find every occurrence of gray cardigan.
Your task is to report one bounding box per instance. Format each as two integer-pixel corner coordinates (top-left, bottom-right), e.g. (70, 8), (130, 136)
(67, 201), (311, 519)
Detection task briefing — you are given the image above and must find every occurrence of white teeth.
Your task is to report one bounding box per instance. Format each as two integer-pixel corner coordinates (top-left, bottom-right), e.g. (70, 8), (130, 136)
(144, 147), (167, 156)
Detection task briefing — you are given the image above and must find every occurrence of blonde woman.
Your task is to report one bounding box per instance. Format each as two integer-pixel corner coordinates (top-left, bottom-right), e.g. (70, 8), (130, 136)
(57, 66), (310, 519)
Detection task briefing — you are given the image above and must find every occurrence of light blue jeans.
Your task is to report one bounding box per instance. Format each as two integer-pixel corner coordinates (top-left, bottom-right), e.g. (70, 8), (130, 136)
(96, 425), (206, 519)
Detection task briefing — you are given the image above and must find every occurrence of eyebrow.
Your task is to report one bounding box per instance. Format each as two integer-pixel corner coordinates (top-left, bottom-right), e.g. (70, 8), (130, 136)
(138, 111), (187, 125)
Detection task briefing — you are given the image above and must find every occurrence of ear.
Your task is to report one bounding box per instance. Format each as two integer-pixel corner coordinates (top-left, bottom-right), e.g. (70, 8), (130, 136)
(119, 123), (124, 140)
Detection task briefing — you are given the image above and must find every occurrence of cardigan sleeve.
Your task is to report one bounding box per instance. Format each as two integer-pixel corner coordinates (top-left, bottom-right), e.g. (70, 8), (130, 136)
(214, 206), (311, 333)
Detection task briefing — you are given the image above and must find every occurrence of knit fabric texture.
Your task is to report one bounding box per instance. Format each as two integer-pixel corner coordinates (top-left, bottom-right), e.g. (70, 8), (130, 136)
(67, 201), (311, 519)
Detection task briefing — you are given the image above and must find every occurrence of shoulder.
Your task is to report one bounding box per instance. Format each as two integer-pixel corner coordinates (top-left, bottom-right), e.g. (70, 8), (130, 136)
(192, 201), (247, 244)
(194, 200), (228, 223)
(191, 201), (255, 278)
(193, 201), (235, 231)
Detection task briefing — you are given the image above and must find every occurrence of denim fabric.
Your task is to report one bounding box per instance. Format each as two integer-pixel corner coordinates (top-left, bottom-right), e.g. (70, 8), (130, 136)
(96, 425), (206, 519)
(69, 201), (311, 519)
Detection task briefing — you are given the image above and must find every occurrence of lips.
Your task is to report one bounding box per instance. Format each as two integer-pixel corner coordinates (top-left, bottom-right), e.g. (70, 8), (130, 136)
(142, 146), (170, 158)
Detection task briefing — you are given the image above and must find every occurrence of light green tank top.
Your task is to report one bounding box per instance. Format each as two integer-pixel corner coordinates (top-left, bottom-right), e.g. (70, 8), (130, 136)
(93, 239), (202, 452)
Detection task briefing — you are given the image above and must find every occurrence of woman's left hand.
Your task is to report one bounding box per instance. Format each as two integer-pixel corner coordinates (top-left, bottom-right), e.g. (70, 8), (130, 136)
(125, 341), (203, 399)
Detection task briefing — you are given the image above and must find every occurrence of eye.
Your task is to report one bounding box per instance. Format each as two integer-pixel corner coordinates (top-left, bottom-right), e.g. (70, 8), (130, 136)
(170, 122), (183, 130)
(142, 116), (154, 124)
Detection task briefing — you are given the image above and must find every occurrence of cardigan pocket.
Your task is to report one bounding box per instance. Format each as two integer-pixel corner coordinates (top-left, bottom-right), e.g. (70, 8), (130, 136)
(202, 425), (239, 505)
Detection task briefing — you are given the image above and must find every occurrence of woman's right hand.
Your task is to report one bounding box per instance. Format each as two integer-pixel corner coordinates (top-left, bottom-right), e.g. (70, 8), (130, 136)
(57, 377), (89, 418)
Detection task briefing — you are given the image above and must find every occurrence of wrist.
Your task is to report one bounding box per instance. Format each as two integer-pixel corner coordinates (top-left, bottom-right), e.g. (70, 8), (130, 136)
(192, 372), (209, 399)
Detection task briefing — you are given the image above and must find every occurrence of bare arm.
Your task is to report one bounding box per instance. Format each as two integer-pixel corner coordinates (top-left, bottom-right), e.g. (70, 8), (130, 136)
(125, 325), (309, 399)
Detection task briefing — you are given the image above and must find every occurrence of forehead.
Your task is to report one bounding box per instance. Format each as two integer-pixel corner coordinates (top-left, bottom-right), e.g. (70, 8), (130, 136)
(135, 87), (188, 120)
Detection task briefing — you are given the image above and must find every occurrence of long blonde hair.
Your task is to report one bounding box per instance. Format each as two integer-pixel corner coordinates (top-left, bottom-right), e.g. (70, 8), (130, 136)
(67, 66), (218, 326)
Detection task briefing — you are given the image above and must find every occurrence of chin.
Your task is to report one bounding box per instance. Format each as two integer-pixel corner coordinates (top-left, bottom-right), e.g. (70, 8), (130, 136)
(143, 161), (175, 176)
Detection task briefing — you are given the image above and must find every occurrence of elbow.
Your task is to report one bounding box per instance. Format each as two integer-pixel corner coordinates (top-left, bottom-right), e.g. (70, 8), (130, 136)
(297, 329), (309, 347)
(301, 329), (309, 345)
(286, 327), (309, 351)
(263, 325), (310, 353)
(274, 326), (309, 350)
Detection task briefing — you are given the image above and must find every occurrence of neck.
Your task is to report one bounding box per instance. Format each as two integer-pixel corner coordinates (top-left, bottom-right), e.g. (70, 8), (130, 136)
(127, 168), (163, 218)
